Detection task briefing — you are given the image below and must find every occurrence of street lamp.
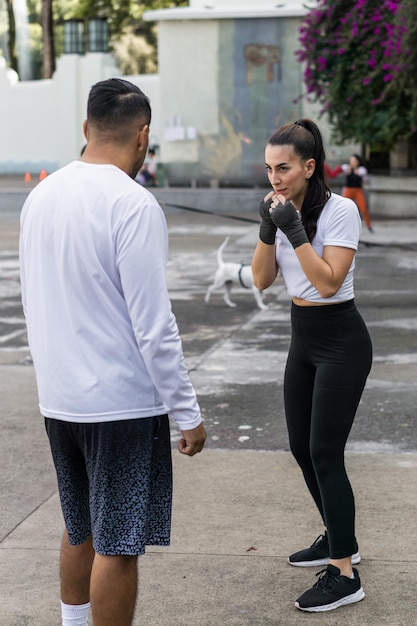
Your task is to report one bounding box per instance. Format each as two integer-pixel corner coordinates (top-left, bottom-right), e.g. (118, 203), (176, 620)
(63, 19), (84, 55)
(88, 17), (109, 53)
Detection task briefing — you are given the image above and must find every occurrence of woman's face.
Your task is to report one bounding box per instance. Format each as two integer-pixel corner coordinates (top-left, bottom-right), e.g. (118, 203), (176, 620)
(264, 144), (315, 210)
(349, 155), (360, 169)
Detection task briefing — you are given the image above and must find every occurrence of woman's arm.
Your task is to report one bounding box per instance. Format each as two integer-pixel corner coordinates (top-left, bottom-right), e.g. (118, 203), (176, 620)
(252, 240), (279, 290)
(356, 165), (369, 184)
(252, 237), (354, 298)
(294, 243), (355, 299)
(357, 165), (368, 177)
(324, 163), (343, 178)
(266, 194), (357, 299)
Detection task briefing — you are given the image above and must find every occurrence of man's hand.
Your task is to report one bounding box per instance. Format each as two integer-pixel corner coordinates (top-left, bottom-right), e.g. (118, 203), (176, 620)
(178, 423), (206, 456)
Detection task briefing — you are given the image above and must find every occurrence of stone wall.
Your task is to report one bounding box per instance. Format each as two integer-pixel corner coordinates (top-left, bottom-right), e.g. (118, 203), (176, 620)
(0, 54), (161, 175)
(1, 177), (416, 218)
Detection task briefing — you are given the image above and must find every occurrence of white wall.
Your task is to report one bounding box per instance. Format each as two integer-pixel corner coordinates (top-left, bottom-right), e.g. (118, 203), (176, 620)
(0, 52), (121, 174)
(158, 19), (218, 165)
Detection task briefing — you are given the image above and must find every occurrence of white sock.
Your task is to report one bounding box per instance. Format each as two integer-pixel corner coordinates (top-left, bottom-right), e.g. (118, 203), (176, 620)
(61, 601), (90, 626)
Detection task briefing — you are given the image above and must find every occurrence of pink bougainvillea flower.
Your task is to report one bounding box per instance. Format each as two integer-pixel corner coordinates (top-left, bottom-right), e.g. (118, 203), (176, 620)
(295, 0), (415, 145)
(386, 1), (399, 12)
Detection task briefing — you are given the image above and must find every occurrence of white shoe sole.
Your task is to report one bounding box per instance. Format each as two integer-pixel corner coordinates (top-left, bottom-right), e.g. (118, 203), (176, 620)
(295, 587), (365, 612)
(288, 551), (361, 567)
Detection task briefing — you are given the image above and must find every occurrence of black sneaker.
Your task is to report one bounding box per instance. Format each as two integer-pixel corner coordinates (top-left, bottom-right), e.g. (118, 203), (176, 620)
(295, 564), (365, 612)
(288, 532), (361, 567)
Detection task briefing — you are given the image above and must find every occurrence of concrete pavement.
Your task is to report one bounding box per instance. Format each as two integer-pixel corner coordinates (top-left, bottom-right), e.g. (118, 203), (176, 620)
(1, 182), (417, 624)
(2, 443), (417, 625)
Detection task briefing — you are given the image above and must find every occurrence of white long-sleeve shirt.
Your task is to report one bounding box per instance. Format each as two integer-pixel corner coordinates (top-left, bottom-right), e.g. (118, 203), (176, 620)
(19, 161), (201, 429)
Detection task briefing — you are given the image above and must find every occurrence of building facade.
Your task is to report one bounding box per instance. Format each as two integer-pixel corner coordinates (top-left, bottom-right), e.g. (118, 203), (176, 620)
(143, 0), (346, 186)
(0, 0), (359, 181)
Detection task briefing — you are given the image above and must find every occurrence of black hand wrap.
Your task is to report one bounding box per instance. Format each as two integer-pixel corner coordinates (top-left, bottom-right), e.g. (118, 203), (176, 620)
(258, 198), (277, 245)
(269, 201), (309, 249)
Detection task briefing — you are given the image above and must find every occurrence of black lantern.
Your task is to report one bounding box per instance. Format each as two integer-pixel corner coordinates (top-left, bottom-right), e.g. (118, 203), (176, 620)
(88, 17), (109, 53)
(63, 19), (84, 55)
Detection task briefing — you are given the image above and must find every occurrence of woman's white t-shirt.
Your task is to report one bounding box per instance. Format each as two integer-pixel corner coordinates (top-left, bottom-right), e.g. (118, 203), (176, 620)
(275, 193), (361, 303)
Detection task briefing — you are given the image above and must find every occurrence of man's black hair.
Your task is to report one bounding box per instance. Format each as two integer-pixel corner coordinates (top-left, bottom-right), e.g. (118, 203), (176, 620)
(87, 78), (151, 130)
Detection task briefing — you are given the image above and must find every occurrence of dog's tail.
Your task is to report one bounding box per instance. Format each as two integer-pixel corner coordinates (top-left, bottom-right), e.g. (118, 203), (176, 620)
(217, 236), (230, 266)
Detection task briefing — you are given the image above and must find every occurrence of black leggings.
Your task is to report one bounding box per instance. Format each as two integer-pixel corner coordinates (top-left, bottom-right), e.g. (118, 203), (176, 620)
(284, 299), (372, 559)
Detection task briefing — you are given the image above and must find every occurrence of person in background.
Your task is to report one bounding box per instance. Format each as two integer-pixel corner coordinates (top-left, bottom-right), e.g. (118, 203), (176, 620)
(340, 154), (373, 232)
(146, 147), (158, 185)
(138, 147), (158, 186)
(323, 162), (342, 187)
(252, 119), (372, 613)
(20, 78), (206, 626)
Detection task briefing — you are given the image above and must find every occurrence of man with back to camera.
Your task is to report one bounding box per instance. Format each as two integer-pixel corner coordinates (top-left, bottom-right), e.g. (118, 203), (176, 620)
(19, 78), (206, 626)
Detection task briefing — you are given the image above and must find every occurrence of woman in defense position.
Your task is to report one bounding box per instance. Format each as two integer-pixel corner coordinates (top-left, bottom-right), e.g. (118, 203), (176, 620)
(252, 119), (372, 613)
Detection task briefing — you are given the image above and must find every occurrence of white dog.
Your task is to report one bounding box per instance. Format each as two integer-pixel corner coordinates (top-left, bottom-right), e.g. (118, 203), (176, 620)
(205, 237), (268, 310)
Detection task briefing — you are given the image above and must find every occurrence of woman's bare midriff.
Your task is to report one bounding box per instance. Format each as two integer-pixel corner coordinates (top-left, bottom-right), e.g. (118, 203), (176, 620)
(292, 297), (338, 307)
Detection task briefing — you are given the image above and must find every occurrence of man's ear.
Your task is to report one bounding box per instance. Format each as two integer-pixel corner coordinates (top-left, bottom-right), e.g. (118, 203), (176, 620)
(137, 124), (149, 150)
(82, 120), (88, 140)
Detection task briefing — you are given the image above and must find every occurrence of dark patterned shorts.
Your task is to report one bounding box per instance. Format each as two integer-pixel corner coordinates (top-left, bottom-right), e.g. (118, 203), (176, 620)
(45, 415), (172, 556)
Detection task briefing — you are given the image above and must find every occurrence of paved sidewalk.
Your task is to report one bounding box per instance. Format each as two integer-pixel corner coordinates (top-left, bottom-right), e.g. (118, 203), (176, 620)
(1, 184), (417, 624)
(1, 385), (417, 626)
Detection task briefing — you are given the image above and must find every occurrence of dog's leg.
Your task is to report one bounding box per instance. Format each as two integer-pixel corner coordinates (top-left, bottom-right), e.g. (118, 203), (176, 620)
(223, 281), (236, 308)
(205, 284), (214, 303)
(205, 268), (227, 304)
(252, 286), (268, 310)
